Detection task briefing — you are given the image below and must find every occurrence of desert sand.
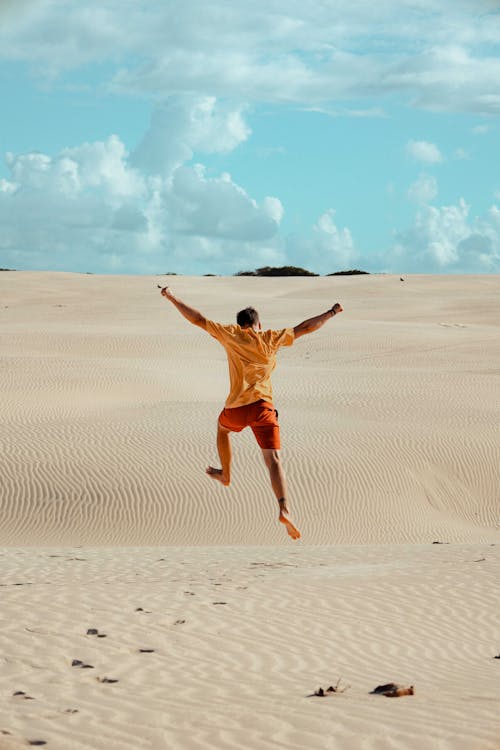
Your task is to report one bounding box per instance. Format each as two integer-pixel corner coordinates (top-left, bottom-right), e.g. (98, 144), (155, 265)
(1, 271), (499, 749)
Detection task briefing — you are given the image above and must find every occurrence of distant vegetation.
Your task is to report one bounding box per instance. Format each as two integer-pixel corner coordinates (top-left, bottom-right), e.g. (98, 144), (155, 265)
(326, 269), (369, 276)
(0, 268), (15, 271)
(235, 266), (319, 277)
(158, 267), (370, 277)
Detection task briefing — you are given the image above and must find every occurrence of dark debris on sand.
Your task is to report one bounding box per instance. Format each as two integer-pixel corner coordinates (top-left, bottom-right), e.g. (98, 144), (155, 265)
(371, 683), (414, 697)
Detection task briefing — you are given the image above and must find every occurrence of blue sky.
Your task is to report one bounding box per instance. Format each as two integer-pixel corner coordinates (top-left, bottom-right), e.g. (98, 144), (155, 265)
(0, 0), (499, 275)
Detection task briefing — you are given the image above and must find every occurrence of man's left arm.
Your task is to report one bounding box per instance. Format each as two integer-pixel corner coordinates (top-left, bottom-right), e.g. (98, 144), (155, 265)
(159, 287), (207, 328)
(293, 302), (343, 339)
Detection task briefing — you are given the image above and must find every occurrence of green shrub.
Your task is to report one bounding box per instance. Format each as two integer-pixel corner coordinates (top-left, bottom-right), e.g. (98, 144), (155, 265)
(326, 269), (369, 276)
(235, 265), (318, 277)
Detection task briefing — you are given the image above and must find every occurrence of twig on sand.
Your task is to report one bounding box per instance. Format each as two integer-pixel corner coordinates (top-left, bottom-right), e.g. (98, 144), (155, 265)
(309, 677), (350, 697)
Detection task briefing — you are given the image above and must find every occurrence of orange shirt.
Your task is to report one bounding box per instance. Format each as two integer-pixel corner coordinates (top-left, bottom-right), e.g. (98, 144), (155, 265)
(204, 320), (294, 408)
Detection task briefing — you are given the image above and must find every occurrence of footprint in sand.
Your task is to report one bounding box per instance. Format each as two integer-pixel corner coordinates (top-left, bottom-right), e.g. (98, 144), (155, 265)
(72, 660), (94, 669)
(87, 628), (107, 638)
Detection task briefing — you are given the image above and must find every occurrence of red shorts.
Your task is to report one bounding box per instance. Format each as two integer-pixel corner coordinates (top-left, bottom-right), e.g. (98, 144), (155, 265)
(218, 400), (280, 450)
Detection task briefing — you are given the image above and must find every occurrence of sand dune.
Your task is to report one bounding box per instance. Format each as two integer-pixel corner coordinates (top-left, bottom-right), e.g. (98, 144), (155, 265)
(1, 272), (500, 749)
(1, 271), (498, 545)
(1, 544), (499, 749)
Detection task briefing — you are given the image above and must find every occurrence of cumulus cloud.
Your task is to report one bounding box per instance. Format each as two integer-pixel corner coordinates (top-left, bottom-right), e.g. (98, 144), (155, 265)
(132, 96), (250, 177)
(168, 164), (281, 241)
(408, 174), (439, 204)
(314, 210), (356, 269)
(0, 177), (17, 194)
(285, 209), (359, 275)
(1, 1), (500, 114)
(0, 103), (281, 274)
(1, 3), (498, 275)
(389, 199), (500, 272)
(406, 140), (443, 164)
(2, 121), (498, 274)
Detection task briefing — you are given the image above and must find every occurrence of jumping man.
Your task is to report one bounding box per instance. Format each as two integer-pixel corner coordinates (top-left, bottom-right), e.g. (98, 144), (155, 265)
(160, 286), (343, 540)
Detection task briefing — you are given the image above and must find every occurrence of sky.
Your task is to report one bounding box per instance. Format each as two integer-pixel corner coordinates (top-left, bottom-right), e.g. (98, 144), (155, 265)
(0, 0), (500, 275)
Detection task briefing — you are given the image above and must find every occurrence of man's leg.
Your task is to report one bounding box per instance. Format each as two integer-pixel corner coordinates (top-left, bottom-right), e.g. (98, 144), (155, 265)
(261, 449), (300, 540)
(206, 423), (232, 486)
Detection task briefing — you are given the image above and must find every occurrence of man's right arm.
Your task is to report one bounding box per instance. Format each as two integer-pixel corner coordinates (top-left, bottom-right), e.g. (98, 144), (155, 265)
(160, 287), (207, 328)
(293, 303), (343, 339)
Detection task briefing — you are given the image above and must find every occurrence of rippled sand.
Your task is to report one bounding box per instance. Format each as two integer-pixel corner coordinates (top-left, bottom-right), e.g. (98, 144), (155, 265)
(1, 272), (499, 749)
(1, 272), (498, 545)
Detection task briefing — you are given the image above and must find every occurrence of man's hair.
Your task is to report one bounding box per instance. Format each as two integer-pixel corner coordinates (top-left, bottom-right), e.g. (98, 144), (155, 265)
(236, 306), (260, 328)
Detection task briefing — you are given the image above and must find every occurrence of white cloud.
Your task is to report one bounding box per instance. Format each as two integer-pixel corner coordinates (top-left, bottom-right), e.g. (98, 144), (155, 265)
(168, 164), (282, 241)
(64, 136), (144, 200)
(286, 209), (358, 274)
(132, 96), (251, 177)
(453, 148), (470, 160)
(2, 122), (498, 275)
(262, 197), (284, 224)
(1, 1), (500, 114)
(406, 140), (443, 164)
(472, 123), (491, 134)
(401, 44), (500, 115)
(302, 105), (387, 118)
(0, 112), (281, 274)
(0, 177), (17, 194)
(389, 198), (500, 272)
(255, 146), (286, 159)
(167, 235), (286, 276)
(1, 3), (498, 276)
(314, 210), (356, 268)
(408, 174), (438, 204)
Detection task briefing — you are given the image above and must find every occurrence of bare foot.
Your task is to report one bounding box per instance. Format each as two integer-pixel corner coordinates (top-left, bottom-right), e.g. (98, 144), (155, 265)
(205, 467), (230, 486)
(279, 512), (301, 540)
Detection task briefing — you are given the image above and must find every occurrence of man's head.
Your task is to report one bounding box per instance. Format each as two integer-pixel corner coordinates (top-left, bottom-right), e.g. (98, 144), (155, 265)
(236, 306), (260, 329)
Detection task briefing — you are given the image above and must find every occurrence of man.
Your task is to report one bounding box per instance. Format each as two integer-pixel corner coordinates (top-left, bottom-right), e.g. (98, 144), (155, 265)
(160, 285), (343, 540)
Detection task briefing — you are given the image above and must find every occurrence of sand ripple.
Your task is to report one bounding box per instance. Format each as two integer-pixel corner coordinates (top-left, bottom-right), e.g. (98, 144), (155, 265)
(1, 272), (499, 546)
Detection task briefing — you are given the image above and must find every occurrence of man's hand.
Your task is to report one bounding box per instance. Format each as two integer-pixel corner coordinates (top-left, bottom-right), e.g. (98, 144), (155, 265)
(158, 285), (174, 300)
(293, 302), (344, 339)
(157, 285), (206, 328)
